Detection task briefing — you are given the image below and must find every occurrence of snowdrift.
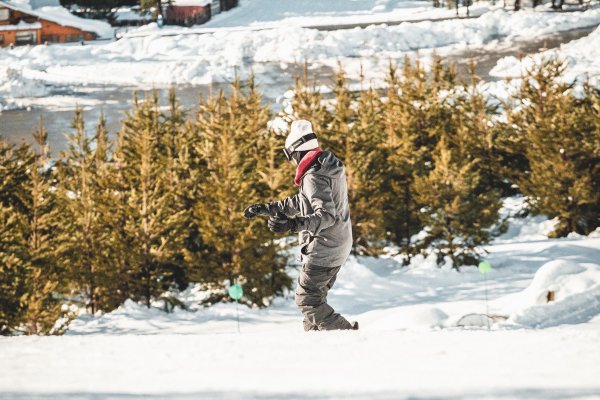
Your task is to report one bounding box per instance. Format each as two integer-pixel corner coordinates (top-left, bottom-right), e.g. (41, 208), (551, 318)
(491, 25), (600, 86)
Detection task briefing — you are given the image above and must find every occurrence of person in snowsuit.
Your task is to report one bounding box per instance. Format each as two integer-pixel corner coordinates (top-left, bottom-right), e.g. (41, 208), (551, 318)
(244, 120), (358, 331)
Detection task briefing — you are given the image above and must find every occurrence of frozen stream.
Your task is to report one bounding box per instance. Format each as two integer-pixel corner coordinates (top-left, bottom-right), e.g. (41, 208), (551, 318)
(0, 25), (596, 154)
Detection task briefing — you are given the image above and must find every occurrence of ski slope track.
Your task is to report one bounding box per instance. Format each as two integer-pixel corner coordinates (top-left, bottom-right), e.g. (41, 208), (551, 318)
(1, 197), (600, 399)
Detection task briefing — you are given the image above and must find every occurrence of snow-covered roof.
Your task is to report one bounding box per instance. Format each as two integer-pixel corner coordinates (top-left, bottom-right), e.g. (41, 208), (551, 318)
(0, 0), (113, 38)
(170, 0), (212, 6)
(29, 0), (59, 9)
(0, 20), (40, 30)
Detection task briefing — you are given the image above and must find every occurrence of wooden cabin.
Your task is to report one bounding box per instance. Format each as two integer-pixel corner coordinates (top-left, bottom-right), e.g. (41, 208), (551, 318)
(164, 0), (212, 27)
(0, 1), (98, 47)
(164, 0), (238, 27)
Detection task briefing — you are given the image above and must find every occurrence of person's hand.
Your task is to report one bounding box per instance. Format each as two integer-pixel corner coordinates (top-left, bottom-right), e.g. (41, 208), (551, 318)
(243, 203), (271, 219)
(268, 214), (298, 233)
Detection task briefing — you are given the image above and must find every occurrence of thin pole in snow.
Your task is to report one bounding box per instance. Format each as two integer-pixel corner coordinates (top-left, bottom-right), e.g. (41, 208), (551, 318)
(478, 260), (492, 330)
(235, 299), (240, 333)
(483, 273), (491, 330)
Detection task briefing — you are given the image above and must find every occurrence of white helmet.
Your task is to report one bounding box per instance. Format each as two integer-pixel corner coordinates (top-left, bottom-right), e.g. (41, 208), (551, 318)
(283, 120), (319, 160)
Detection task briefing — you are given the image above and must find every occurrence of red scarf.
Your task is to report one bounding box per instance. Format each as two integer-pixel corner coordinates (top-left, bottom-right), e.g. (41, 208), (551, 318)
(294, 148), (323, 186)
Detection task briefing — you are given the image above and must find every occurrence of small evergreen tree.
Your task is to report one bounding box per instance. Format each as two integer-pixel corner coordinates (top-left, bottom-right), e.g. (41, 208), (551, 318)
(511, 60), (600, 236)
(20, 124), (62, 334)
(114, 93), (187, 307)
(414, 139), (503, 268)
(55, 110), (111, 313)
(0, 138), (32, 334)
(191, 79), (290, 305)
(0, 204), (28, 335)
(349, 79), (386, 252)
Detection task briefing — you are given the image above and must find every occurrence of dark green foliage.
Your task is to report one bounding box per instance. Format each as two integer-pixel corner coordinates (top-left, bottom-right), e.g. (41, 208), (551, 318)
(0, 203), (28, 334)
(0, 126), (63, 335)
(509, 60), (600, 237)
(188, 78), (291, 306)
(414, 139), (503, 268)
(112, 93), (188, 307)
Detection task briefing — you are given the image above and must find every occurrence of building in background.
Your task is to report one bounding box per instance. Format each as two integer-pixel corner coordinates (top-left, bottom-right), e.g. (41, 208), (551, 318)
(164, 0), (211, 27)
(0, 0), (112, 47)
(164, 0), (238, 27)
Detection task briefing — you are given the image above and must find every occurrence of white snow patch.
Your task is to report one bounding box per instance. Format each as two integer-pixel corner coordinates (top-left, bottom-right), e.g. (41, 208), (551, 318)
(494, 196), (558, 243)
(491, 25), (600, 87)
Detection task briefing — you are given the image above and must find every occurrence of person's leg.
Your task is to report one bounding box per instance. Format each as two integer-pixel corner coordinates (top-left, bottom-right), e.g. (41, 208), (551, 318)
(295, 264), (353, 331)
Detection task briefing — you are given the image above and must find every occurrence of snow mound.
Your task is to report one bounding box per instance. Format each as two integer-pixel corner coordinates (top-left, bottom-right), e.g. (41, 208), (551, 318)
(490, 25), (600, 87)
(0, 67), (50, 112)
(500, 260), (600, 328)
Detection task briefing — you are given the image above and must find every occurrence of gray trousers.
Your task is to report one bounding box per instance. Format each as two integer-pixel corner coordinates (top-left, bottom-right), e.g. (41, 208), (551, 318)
(295, 263), (353, 331)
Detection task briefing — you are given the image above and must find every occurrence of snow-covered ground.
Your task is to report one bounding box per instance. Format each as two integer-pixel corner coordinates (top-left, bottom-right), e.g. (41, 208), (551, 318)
(490, 23), (600, 87)
(2, 6), (600, 112)
(1, 197), (599, 399)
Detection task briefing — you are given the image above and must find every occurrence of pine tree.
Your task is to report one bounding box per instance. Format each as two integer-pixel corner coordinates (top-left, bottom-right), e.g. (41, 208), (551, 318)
(114, 93), (187, 307)
(450, 64), (510, 196)
(55, 110), (111, 313)
(190, 79), (290, 305)
(379, 62), (427, 256)
(20, 123), (62, 334)
(349, 79), (386, 252)
(511, 60), (600, 236)
(414, 139), (502, 268)
(254, 123), (294, 295)
(0, 128), (63, 335)
(0, 203), (28, 335)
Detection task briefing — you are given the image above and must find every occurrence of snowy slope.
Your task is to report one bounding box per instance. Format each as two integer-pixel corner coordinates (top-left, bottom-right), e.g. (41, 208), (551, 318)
(1, 197), (599, 398)
(491, 24), (600, 86)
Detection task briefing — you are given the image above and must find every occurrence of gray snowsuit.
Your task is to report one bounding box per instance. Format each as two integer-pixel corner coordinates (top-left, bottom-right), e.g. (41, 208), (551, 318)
(271, 151), (354, 331)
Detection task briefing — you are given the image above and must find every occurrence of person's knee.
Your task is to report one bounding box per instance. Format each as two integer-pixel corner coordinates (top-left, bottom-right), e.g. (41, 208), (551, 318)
(295, 288), (323, 308)
(295, 291), (310, 307)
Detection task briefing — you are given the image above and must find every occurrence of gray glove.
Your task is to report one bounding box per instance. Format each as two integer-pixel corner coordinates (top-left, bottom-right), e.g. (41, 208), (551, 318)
(243, 203), (272, 219)
(268, 214), (304, 233)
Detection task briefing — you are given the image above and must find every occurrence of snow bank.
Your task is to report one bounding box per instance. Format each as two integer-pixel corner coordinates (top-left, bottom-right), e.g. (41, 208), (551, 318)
(0, 67), (50, 112)
(496, 259), (600, 328)
(491, 25), (600, 86)
(2, 8), (600, 93)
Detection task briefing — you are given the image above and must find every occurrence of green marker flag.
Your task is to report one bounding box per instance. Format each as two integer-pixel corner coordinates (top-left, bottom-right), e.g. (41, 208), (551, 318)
(478, 260), (492, 274)
(228, 284), (243, 300)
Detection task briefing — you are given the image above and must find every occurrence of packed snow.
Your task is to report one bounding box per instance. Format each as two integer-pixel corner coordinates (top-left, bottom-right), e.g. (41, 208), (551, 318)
(1, 197), (599, 398)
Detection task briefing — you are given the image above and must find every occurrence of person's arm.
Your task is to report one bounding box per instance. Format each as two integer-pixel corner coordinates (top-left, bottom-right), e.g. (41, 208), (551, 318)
(269, 194), (302, 218)
(294, 174), (336, 235)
